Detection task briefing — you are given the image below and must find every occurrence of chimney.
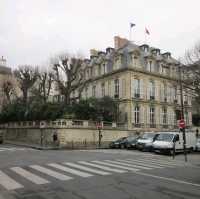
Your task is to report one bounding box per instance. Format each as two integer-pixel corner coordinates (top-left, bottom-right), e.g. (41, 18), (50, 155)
(114, 36), (129, 49)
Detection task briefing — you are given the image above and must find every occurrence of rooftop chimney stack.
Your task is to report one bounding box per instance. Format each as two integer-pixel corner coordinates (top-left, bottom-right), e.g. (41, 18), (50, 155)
(114, 36), (129, 49)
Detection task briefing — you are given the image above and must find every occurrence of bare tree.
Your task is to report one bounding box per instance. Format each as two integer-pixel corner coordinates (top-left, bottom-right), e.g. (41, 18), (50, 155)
(14, 65), (38, 104)
(32, 70), (54, 102)
(52, 54), (85, 105)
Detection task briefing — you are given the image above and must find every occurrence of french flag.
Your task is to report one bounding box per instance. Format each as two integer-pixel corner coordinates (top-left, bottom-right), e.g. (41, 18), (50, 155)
(145, 27), (150, 35)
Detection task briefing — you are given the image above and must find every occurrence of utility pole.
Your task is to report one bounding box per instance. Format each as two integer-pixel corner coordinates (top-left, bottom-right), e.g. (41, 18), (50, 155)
(179, 65), (187, 162)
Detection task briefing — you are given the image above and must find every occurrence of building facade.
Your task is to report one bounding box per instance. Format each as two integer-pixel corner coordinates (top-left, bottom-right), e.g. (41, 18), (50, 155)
(77, 36), (192, 131)
(0, 56), (12, 110)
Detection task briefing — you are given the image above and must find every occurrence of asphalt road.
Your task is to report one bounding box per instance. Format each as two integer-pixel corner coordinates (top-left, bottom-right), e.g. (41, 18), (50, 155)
(0, 144), (200, 199)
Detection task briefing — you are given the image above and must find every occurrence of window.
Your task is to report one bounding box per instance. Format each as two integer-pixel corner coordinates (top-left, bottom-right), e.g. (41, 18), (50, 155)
(101, 83), (105, 97)
(134, 79), (140, 98)
(150, 107), (155, 124)
(134, 106), (140, 124)
(147, 61), (153, 72)
(102, 64), (106, 74)
(162, 107), (167, 124)
(92, 85), (96, 97)
(149, 81), (155, 100)
(114, 79), (119, 98)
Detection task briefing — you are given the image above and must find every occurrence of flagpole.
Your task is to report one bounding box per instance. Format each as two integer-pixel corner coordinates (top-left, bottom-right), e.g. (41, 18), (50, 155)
(129, 25), (132, 41)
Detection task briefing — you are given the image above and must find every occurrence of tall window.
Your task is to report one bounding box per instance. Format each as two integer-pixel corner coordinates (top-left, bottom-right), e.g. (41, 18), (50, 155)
(101, 83), (105, 97)
(134, 79), (140, 98)
(147, 61), (153, 72)
(114, 79), (119, 98)
(92, 85), (96, 97)
(149, 81), (155, 100)
(98, 65), (101, 76)
(102, 64), (106, 74)
(134, 106), (140, 124)
(162, 107), (167, 124)
(150, 107), (155, 124)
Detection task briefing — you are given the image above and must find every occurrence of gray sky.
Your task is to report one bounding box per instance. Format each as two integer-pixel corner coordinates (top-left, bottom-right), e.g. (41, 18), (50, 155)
(0, 0), (200, 68)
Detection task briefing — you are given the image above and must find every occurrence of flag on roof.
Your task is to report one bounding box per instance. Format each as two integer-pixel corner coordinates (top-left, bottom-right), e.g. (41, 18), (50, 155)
(130, 23), (136, 28)
(145, 27), (150, 35)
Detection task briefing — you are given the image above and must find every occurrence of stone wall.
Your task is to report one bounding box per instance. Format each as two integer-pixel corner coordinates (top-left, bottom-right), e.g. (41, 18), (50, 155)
(3, 127), (136, 149)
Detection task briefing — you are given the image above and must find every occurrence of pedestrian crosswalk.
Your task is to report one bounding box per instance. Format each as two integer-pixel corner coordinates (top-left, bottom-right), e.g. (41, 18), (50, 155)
(0, 157), (189, 191)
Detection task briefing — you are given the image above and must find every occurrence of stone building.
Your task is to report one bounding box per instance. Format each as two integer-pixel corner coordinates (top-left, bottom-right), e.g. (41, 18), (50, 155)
(0, 56), (12, 109)
(77, 36), (192, 131)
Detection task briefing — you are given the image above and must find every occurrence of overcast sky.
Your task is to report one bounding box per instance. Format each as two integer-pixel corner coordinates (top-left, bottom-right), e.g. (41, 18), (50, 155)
(0, 0), (200, 68)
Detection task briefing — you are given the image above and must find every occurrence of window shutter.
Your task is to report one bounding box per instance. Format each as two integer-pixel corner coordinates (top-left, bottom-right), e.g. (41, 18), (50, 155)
(131, 78), (134, 98)
(132, 105), (135, 124)
(155, 82), (159, 101)
(147, 106), (150, 125)
(119, 79), (122, 99)
(160, 107), (163, 125)
(140, 106), (144, 124)
(140, 79), (143, 99)
(147, 83), (150, 100)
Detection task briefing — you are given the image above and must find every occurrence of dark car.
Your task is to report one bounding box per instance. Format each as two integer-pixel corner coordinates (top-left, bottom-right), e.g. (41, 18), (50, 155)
(0, 131), (3, 144)
(126, 136), (141, 149)
(109, 137), (127, 149)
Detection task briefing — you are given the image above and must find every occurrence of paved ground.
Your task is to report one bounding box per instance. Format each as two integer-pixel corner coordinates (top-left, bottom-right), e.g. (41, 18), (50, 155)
(0, 144), (200, 199)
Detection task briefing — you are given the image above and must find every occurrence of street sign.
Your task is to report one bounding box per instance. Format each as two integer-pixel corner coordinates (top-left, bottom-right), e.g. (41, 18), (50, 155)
(179, 119), (185, 129)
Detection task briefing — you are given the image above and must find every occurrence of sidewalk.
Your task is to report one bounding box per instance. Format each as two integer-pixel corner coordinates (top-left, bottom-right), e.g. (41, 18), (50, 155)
(5, 140), (60, 150)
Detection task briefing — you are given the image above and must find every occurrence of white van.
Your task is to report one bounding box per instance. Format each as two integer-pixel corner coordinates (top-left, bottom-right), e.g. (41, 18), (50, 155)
(152, 131), (197, 154)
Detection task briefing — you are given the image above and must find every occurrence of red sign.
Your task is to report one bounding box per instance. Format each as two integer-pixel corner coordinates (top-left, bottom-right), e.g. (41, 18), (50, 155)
(96, 123), (102, 129)
(179, 119), (185, 129)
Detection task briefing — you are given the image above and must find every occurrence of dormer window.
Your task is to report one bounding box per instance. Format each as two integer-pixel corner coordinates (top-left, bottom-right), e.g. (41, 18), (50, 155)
(140, 44), (149, 53)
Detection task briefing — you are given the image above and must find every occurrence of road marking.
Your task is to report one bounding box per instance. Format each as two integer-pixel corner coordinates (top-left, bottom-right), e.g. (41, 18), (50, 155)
(48, 163), (93, 178)
(30, 165), (73, 181)
(118, 159), (164, 169)
(11, 167), (49, 185)
(126, 159), (174, 168)
(106, 160), (152, 170)
(92, 161), (139, 172)
(78, 161), (127, 173)
(0, 170), (24, 190)
(134, 171), (200, 188)
(135, 158), (186, 166)
(64, 162), (111, 175)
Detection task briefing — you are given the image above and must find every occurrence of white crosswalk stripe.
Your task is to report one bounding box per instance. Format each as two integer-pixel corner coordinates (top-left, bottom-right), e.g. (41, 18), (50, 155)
(126, 159), (176, 168)
(11, 167), (50, 185)
(48, 163), (93, 178)
(104, 160), (152, 170)
(0, 147), (31, 153)
(134, 158), (185, 166)
(0, 170), (24, 190)
(30, 165), (73, 181)
(63, 162), (111, 175)
(116, 159), (164, 169)
(78, 161), (127, 173)
(92, 160), (139, 171)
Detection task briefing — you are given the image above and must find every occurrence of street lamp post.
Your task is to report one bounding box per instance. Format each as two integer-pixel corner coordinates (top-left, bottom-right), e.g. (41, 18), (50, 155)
(179, 65), (187, 162)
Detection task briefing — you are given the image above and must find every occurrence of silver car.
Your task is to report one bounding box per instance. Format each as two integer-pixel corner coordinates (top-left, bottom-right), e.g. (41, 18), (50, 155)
(195, 138), (200, 151)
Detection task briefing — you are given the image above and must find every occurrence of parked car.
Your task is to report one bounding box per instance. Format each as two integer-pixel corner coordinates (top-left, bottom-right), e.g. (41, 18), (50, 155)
(136, 132), (159, 151)
(109, 137), (127, 149)
(118, 136), (140, 149)
(126, 136), (141, 149)
(153, 131), (197, 154)
(195, 138), (200, 152)
(0, 131), (3, 144)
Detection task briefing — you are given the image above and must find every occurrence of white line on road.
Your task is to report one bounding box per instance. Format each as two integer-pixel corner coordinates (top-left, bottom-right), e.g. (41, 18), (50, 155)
(117, 159), (164, 169)
(64, 162), (111, 175)
(30, 165), (73, 181)
(105, 160), (152, 170)
(11, 167), (50, 185)
(126, 159), (174, 168)
(92, 161), (139, 172)
(48, 163), (93, 178)
(0, 170), (24, 190)
(134, 171), (200, 188)
(78, 161), (127, 173)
